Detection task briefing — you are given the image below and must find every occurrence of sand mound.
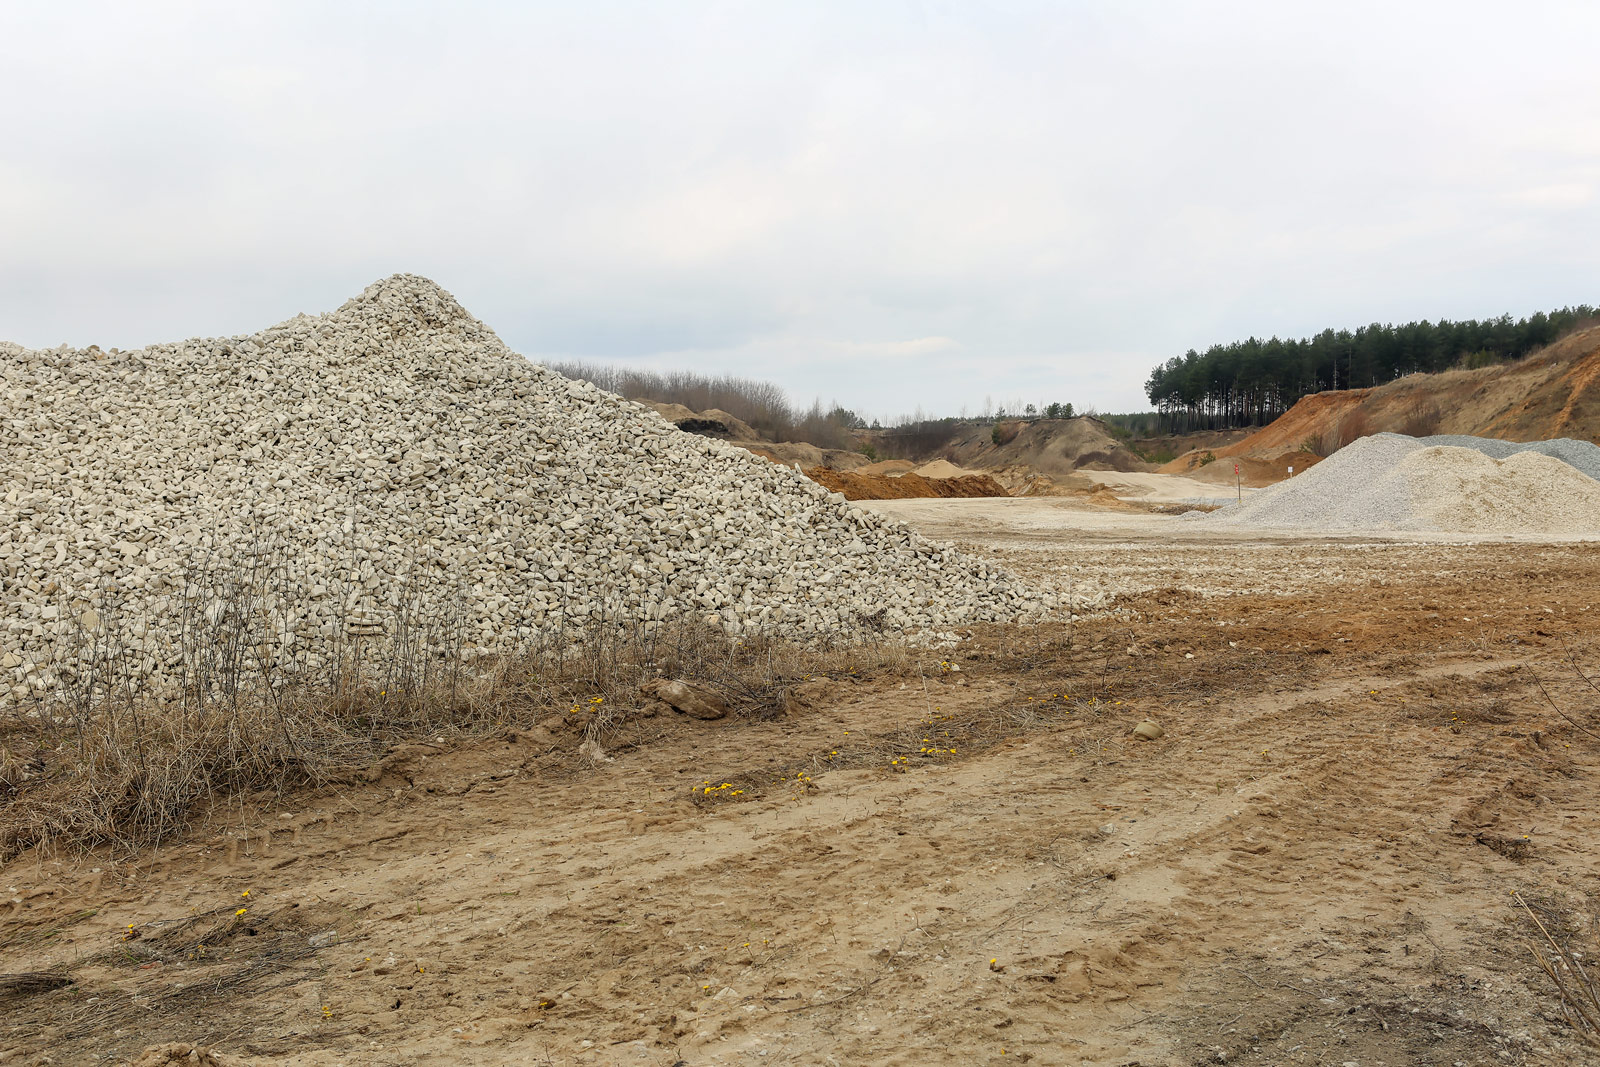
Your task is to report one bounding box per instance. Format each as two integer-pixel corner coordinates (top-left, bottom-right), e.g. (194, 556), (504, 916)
(911, 459), (979, 479)
(805, 468), (1009, 501)
(1210, 433), (1600, 534)
(642, 400), (699, 423)
(1162, 449), (1321, 485)
(741, 442), (871, 471)
(699, 407), (760, 441)
(0, 275), (1050, 700)
(1417, 434), (1600, 481)
(934, 417), (1148, 479)
(855, 459), (918, 477)
(983, 466), (1091, 497)
(641, 402), (760, 441)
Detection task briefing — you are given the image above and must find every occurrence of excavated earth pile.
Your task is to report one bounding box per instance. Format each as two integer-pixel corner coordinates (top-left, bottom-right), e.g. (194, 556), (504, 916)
(1208, 432), (1600, 535)
(0, 275), (1049, 700)
(803, 467), (1009, 501)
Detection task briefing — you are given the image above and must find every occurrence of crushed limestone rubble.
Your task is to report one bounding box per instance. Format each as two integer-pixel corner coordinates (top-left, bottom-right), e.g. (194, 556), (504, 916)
(1, 275), (1050, 702)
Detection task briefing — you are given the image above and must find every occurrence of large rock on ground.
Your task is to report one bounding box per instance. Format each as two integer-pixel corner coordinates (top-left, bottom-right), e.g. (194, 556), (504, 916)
(641, 679), (729, 720)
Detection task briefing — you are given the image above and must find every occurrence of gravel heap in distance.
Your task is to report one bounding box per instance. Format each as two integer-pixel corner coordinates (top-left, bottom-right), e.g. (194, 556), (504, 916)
(1, 275), (1049, 694)
(1209, 432), (1600, 535)
(1415, 433), (1600, 482)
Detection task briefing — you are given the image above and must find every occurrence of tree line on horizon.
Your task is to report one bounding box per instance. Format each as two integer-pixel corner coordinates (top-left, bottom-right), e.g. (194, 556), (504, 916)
(1143, 305), (1599, 432)
(548, 360), (866, 449)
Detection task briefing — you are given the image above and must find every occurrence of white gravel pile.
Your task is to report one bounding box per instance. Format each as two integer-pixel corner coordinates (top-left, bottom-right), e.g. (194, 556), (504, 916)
(1417, 434), (1600, 482)
(1210, 432), (1600, 535)
(1, 275), (1048, 698)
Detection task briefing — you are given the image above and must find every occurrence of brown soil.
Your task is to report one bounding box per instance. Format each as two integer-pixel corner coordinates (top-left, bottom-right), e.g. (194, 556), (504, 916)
(5, 519), (1600, 1066)
(985, 465), (1094, 497)
(803, 467), (1009, 500)
(1161, 449), (1323, 485)
(854, 418), (1159, 500)
(958, 468), (1150, 507)
(1132, 427), (1255, 459)
(1090, 485), (1148, 508)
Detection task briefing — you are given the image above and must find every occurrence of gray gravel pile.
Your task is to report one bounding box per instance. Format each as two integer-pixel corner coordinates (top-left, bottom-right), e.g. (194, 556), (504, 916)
(1209, 432), (1600, 535)
(1, 274), (1048, 700)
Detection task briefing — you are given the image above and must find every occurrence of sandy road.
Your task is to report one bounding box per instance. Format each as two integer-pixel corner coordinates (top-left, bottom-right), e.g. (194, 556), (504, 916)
(3, 504), (1599, 1066)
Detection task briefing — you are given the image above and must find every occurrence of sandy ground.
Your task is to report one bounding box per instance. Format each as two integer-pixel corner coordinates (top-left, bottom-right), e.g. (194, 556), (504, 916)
(5, 494), (1600, 1066)
(1073, 470), (1256, 505)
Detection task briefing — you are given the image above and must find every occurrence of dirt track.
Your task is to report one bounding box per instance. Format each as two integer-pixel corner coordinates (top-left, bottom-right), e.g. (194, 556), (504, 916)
(4, 502), (1599, 1065)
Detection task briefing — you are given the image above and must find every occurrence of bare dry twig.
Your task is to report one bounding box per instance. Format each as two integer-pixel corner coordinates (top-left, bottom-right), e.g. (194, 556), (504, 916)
(1514, 890), (1600, 1041)
(1524, 667), (1600, 741)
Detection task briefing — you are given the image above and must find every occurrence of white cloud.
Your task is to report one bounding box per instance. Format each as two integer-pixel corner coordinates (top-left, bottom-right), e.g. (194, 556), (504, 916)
(1509, 184), (1594, 209)
(832, 337), (959, 358)
(3, 1), (1600, 414)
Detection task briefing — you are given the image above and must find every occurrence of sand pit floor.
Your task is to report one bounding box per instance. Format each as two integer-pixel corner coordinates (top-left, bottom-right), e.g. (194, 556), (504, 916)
(4, 508), (1600, 1066)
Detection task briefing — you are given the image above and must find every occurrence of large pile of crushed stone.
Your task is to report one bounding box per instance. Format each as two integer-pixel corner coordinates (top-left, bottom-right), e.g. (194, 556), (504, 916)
(1208, 432), (1600, 535)
(1416, 433), (1600, 481)
(0, 275), (1049, 695)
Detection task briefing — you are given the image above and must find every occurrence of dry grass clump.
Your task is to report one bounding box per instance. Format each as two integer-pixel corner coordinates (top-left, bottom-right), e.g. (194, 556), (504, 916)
(1, 694), (358, 862)
(26, 901), (346, 1049)
(0, 565), (913, 859)
(1515, 890), (1600, 1044)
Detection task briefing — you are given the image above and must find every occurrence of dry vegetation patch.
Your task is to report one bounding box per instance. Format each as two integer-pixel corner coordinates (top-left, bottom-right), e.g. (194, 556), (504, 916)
(0, 619), (913, 860)
(4, 538), (1600, 1065)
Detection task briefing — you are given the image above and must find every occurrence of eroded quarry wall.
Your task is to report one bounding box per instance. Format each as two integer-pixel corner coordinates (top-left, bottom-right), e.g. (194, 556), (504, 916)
(1157, 325), (1600, 487)
(1201, 324), (1600, 463)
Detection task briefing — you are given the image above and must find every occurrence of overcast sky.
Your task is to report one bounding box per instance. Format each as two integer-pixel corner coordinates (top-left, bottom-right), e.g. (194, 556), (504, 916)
(5, 2), (1600, 419)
